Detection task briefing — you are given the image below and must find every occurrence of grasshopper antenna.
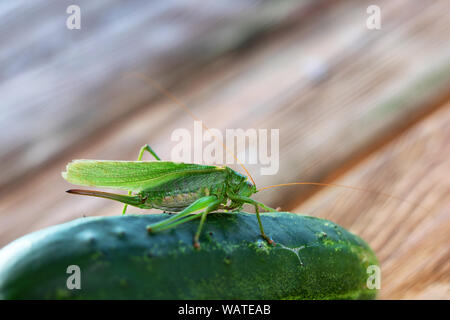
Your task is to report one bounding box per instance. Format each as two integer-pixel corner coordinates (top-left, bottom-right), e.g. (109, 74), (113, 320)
(257, 182), (431, 213)
(124, 72), (256, 186)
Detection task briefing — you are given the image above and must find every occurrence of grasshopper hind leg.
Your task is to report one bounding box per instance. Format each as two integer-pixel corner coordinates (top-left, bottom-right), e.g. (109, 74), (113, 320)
(122, 144), (161, 215)
(193, 200), (221, 249)
(146, 196), (221, 250)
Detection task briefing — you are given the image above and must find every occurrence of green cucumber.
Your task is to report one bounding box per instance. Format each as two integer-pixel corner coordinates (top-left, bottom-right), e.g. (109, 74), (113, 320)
(0, 212), (378, 299)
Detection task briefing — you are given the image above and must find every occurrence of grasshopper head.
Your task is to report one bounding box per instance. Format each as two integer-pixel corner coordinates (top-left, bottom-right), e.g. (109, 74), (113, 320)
(226, 167), (257, 197)
(237, 180), (257, 198)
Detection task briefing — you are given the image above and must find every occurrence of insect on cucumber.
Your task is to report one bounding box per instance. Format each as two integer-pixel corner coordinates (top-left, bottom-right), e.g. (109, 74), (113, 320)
(63, 73), (287, 249)
(63, 149), (276, 249)
(63, 74), (426, 249)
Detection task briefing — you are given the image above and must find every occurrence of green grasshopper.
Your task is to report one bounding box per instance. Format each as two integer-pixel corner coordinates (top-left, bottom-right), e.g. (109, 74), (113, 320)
(63, 144), (277, 249)
(63, 74), (422, 250)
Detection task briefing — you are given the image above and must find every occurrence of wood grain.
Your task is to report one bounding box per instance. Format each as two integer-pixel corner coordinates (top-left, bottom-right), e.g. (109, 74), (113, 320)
(292, 104), (450, 299)
(0, 0), (320, 189)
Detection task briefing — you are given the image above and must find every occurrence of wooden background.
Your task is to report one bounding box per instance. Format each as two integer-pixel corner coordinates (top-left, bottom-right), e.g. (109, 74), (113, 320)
(0, 0), (448, 299)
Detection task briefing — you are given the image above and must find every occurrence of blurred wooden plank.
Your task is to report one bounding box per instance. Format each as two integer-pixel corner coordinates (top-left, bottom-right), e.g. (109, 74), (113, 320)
(0, 0), (321, 189)
(1, 0), (450, 258)
(291, 103), (450, 299)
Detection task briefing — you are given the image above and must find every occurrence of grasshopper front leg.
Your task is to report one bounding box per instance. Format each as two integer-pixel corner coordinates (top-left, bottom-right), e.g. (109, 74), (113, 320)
(123, 144), (161, 214)
(228, 194), (276, 245)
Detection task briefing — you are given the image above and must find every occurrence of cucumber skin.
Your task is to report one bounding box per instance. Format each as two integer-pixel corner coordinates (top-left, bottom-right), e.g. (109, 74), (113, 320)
(0, 212), (378, 300)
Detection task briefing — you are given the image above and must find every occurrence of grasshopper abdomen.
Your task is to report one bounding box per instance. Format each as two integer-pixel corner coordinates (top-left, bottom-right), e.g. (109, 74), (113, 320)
(143, 187), (214, 212)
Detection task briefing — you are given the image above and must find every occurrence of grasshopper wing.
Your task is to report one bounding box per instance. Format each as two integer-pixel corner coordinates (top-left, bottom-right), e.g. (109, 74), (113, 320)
(62, 160), (221, 192)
